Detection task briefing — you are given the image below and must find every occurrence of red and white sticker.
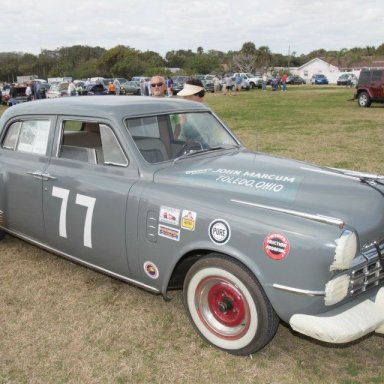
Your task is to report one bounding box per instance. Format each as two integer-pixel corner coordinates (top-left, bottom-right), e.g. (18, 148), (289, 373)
(263, 233), (290, 260)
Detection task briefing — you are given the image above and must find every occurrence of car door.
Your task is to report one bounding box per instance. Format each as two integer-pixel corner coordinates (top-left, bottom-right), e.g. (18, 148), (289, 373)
(42, 118), (138, 277)
(371, 70), (384, 99)
(0, 117), (55, 242)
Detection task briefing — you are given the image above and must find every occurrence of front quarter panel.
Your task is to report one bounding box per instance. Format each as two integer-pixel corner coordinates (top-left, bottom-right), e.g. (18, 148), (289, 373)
(133, 179), (343, 321)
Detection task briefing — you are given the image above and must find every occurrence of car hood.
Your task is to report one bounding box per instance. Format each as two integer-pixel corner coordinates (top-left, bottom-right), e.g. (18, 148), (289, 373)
(154, 149), (384, 240)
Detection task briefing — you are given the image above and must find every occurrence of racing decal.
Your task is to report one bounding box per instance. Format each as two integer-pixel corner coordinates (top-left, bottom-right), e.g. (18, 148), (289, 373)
(264, 233), (290, 260)
(144, 261), (159, 279)
(184, 168), (302, 203)
(159, 206), (180, 226)
(52, 187), (96, 248)
(181, 210), (197, 231)
(158, 224), (181, 241)
(209, 219), (231, 245)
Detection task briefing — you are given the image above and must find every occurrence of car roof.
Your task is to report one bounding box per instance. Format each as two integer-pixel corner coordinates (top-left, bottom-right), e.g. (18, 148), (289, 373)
(1, 96), (210, 122)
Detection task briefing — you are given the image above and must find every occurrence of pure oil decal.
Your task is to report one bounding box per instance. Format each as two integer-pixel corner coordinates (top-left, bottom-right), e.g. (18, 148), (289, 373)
(209, 219), (231, 245)
(184, 168), (302, 203)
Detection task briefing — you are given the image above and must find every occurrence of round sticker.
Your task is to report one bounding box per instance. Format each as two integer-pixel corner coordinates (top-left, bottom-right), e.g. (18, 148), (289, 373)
(209, 219), (231, 245)
(144, 261), (159, 279)
(263, 233), (290, 260)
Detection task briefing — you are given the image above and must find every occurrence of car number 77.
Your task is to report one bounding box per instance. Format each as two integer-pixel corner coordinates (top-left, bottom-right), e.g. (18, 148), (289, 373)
(52, 186), (96, 248)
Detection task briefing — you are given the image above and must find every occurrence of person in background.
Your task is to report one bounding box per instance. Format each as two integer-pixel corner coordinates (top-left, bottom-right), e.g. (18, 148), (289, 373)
(35, 81), (43, 99)
(175, 78), (206, 140)
(9, 84), (18, 106)
(234, 73), (242, 94)
(177, 78), (205, 103)
(213, 76), (221, 94)
(224, 74), (233, 95)
(262, 74), (267, 91)
(108, 81), (116, 95)
(25, 82), (32, 100)
(281, 73), (287, 91)
(166, 76), (174, 97)
(68, 81), (76, 96)
(150, 75), (166, 97)
(114, 79), (121, 95)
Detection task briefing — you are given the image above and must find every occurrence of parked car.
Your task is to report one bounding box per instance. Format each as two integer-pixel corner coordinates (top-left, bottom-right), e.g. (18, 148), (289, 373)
(337, 73), (358, 87)
(120, 80), (142, 95)
(234, 73), (263, 89)
(354, 69), (384, 107)
(2, 85), (28, 106)
(286, 76), (306, 85)
(311, 74), (329, 85)
(172, 76), (189, 95)
(84, 83), (109, 96)
(0, 97), (383, 356)
(46, 82), (69, 98)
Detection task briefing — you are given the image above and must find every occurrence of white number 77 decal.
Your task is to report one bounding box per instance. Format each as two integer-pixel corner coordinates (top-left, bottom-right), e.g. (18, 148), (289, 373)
(52, 186), (96, 248)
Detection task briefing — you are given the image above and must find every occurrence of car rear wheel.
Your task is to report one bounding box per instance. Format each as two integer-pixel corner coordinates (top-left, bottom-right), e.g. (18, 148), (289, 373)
(357, 92), (371, 107)
(183, 254), (279, 355)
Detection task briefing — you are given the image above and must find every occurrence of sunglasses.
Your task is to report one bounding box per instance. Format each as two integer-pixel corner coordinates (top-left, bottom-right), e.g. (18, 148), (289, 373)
(151, 82), (164, 87)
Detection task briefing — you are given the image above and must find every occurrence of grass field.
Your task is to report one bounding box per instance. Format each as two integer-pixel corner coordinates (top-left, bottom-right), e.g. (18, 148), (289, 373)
(0, 87), (383, 384)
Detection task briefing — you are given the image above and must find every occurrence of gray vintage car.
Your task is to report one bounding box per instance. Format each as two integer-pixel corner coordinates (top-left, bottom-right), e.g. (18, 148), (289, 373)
(0, 96), (383, 355)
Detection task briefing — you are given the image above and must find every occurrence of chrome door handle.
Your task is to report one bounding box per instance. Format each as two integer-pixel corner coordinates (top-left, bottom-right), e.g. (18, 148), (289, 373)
(27, 171), (57, 181)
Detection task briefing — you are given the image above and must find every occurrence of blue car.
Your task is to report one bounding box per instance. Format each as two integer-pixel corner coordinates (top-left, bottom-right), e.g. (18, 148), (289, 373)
(311, 74), (329, 85)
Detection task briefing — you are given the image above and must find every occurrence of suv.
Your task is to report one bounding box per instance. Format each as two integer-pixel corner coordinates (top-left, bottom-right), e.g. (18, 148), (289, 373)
(355, 69), (384, 107)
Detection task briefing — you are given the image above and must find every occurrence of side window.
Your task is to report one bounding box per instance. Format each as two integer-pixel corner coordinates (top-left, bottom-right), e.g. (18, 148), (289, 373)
(372, 70), (382, 82)
(59, 120), (128, 167)
(2, 120), (50, 155)
(125, 116), (171, 164)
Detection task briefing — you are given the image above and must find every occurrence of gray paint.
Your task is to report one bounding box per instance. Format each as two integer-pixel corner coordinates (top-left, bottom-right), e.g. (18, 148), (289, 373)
(0, 96), (383, 325)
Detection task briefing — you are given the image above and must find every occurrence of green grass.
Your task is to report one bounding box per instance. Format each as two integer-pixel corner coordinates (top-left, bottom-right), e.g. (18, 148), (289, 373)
(205, 85), (383, 174)
(0, 89), (384, 384)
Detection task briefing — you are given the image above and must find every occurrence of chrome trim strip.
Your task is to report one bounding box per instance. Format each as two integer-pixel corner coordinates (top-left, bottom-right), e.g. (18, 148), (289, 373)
(300, 167), (358, 180)
(2, 228), (160, 294)
(231, 199), (345, 228)
(329, 168), (384, 181)
(273, 283), (325, 296)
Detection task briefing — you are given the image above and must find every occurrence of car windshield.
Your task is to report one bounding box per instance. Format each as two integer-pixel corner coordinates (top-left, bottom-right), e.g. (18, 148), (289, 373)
(125, 112), (239, 163)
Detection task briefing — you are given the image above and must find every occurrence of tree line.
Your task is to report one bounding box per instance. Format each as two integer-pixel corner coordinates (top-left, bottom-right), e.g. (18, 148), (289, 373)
(1, 41), (384, 83)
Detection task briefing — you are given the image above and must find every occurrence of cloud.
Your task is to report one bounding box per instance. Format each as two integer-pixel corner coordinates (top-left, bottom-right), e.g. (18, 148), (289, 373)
(0, 0), (383, 56)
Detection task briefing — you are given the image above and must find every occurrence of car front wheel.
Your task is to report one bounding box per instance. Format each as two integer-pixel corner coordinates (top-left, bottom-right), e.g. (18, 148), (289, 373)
(183, 254), (279, 355)
(357, 92), (371, 107)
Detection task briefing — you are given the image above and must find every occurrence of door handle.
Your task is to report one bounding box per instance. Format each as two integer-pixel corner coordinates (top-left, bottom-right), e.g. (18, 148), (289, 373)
(27, 171), (57, 181)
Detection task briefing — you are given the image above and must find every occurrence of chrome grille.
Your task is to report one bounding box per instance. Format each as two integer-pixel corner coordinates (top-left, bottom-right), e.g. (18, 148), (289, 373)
(349, 240), (384, 297)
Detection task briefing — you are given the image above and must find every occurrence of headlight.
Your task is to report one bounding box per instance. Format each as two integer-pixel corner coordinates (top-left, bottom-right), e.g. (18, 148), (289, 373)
(324, 275), (350, 305)
(330, 230), (358, 271)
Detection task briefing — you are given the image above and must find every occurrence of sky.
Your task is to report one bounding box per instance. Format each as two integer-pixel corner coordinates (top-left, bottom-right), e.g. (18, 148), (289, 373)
(0, 0), (383, 58)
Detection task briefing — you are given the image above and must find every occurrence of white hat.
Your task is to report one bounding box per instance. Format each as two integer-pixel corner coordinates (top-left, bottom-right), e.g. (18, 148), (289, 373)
(177, 83), (204, 97)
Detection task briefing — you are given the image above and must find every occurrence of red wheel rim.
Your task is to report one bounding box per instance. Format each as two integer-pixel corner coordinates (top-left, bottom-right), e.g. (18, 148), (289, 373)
(194, 276), (251, 339)
(207, 282), (245, 327)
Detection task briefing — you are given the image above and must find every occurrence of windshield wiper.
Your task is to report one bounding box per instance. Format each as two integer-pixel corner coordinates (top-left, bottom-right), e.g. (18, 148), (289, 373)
(173, 145), (239, 162)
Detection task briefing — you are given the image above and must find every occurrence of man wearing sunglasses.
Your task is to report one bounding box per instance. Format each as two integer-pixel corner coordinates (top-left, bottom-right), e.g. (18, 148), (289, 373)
(150, 75), (167, 97)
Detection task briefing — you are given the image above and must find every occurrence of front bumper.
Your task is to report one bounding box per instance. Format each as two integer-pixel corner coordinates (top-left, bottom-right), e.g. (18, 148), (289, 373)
(289, 287), (384, 343)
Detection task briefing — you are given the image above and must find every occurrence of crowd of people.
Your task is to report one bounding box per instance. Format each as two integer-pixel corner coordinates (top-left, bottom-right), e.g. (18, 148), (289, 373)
(1, 71), (292, 107)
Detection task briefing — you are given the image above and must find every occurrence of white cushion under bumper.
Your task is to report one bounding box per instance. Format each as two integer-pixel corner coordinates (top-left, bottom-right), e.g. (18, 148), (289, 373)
(289, 287), (384, 343)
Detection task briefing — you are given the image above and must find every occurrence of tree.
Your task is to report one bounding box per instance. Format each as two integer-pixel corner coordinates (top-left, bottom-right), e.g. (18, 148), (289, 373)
(96, 45), (137, 76)
(240, 42), (257, 56)
(185, 54), (219, 74)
